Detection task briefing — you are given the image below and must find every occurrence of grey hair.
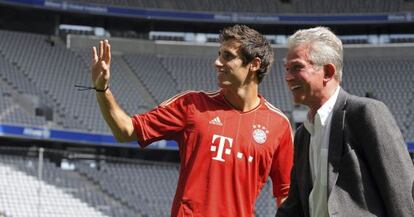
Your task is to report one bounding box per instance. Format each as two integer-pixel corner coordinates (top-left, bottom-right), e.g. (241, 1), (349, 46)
(287, 26), (343, 82)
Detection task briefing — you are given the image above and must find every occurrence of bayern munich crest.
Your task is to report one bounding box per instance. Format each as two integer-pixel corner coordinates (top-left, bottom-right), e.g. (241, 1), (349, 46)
(252, 125), (269, 144)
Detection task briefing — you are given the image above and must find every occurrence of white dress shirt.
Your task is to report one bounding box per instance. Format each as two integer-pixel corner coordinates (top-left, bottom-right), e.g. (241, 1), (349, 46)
(304, 86), (340, 217)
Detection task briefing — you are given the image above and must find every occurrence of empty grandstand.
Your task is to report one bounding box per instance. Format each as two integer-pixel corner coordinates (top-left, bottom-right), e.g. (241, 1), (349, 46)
(0, 0), (414, 216)
(0, 147), (277, 217)
(0, 29), (413, 216)
(45, 0), (414, 14)
(1, 29), (413, 140)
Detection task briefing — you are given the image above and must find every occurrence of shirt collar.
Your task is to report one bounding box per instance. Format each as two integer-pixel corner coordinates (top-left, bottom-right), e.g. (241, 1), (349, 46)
(304, 86), (341, 134)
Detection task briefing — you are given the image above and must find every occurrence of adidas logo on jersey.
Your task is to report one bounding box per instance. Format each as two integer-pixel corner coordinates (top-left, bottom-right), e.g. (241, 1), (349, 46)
(209, 116), (223, 126)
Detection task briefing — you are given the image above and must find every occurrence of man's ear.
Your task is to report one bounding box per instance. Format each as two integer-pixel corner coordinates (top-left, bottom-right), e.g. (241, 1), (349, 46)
(249, 57), (262, 72)
(323, 63), (336, 82)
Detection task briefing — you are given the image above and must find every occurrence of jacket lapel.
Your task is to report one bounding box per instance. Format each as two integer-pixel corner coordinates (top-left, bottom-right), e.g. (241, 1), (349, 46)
(327, 89), (349, 196)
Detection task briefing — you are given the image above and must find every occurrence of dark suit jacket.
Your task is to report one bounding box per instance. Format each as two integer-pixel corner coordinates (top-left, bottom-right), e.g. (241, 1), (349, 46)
(276, 89), (414, 217)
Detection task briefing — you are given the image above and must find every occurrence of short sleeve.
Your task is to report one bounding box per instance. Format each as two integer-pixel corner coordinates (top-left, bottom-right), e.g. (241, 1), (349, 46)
(132, 91), (194, 147)
(269, 123), (294, 198)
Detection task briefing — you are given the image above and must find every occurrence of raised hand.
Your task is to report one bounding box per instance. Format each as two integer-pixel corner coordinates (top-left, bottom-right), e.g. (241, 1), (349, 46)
(91, 40), (111, 90)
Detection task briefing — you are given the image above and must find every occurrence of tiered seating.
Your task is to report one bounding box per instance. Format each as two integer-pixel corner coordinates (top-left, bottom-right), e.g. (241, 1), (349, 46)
(76, 161), (179, 217)
(75, 159), (280, 216)
(157, 55), (293, 114)
(0, 151), (280, 216)
(295, 0), (402, 13)
(0, 155), (109, 217)
(58, 0), (409, 14)
(0, 83), (48, 127)
(0, 153), (147, 217)
(0, 29), (412, 141)
(0, 55), (43, 96)
(123, 53), (179, 104)
(0, 30), (151, 133)
(64, 0), (291, 13)
(75, 50), (152, 115)
(342, 57), (413, 140)
(0, 30), (92, 131)
(255, 179), (277, 216)
(260, 61), (294, 113)
(1, 106), (48, 127)
(408, 99), (414, 140)
(159, 54), (217, 92)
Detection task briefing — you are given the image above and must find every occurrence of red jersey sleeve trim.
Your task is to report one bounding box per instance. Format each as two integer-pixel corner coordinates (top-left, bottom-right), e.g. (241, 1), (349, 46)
(264, 101), (290, 123)
(160, 90), (221, 107)
(264, 101), (294, 142)
(160, 90), (194, 107)
(131, 115), (151, 148)
(279, 184), (290, 197)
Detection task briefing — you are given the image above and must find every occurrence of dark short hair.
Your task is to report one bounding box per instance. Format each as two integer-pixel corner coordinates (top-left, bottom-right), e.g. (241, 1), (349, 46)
(219, 25), (274, 83)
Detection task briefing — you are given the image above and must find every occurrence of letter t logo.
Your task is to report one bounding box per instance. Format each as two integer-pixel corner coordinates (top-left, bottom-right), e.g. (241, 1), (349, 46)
(210, 134), (233, 162)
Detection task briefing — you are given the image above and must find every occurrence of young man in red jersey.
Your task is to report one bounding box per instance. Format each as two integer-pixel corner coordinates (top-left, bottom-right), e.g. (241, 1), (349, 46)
(91, 25), (293, 217)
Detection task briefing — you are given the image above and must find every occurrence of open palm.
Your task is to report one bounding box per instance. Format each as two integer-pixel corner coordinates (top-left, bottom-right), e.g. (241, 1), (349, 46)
(91, 40), (111, 90)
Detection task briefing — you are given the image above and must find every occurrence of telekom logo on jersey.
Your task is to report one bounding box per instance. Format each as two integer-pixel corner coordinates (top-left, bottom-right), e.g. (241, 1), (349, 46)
(210, 134), (254, 163)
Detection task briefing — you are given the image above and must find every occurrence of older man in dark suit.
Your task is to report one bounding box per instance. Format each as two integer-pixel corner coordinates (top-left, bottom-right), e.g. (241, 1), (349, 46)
(277, 26), (414, 217)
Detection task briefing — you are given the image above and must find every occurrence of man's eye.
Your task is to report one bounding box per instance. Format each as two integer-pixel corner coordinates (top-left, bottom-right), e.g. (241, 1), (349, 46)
(291, 65), (302, 72)
(222, 52), (235, 61)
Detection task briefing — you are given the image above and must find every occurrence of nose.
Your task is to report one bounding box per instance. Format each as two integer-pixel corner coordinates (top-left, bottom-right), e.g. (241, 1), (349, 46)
(214, 56), (223, 68)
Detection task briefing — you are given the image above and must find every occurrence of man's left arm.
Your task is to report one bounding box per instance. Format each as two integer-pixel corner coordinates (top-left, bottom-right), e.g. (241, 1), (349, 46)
(356, 100), (414, 216)
(270, 124), (294, 207)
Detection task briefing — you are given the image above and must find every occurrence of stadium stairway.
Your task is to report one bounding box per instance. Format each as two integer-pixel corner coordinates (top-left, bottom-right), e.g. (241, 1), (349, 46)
(113, 54), (157, 111)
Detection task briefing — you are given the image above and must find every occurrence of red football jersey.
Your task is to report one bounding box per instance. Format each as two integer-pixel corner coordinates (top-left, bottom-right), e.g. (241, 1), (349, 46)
(132, 90), (293, 217)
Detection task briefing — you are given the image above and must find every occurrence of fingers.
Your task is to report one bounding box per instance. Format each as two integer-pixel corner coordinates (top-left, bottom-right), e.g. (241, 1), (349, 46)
(92, 40), (111, 71)
(91, 40), (111, 88)
(104, 40), (111, 65)
(92, 46), (98, 64)
(99, 40), (104, 60)
(95, 40), (111, 64)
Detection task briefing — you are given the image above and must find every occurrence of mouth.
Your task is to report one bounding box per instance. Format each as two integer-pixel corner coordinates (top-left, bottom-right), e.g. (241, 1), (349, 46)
(217, 69), (227, 74)
(290, 85), (301, 91)
(217, 69), (228, 78)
